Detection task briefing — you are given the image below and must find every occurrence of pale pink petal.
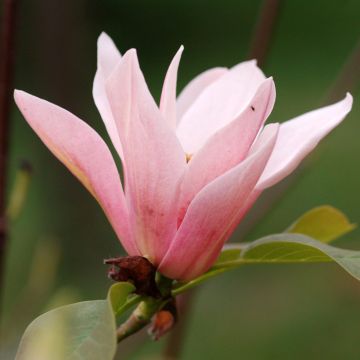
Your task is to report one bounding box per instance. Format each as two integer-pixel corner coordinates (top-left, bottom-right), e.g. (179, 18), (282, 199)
(96, 32), (122, 76)
(160, 46), (184, 129)
(257, 93), (353, 189)
(14, 90), (137, 255)
(177, 78), (276, 225)
(176, 67), (227, 121)
(159, 124), (279, 280)
(106, 50), (187, 264)
(93, 32), (123, 158)
(216, 126), (281, 244)
(176, 60), (266, 154)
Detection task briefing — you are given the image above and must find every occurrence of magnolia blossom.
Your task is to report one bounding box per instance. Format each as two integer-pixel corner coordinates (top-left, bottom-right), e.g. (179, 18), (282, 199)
(14, 33), (352, 280)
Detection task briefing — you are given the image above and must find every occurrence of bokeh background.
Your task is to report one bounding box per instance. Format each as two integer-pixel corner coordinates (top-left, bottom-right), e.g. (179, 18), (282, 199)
(1, 0), (360, 359)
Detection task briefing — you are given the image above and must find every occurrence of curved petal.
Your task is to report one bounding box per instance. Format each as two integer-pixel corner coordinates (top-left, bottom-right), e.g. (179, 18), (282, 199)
(160, 46), (184, 129)
(177, 78), (276, 225)
(176, 60), (266, 154)
(176, 67), (227, 121)
(106, 50), (186, 264)
(257, 93), (353, 189)
(159, 124), (279, 280)
(14, 90), (137, 255)
(93, 32), (123, 158)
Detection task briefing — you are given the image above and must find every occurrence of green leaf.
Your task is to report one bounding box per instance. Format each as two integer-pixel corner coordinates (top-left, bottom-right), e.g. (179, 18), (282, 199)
(217, 234), (360, 279)
(286, 205), (356, 243)
(173, 233), (360, 295)
(107, 282), (136, 315)
(15, 300), (116, 360)
(215, 246), (245, 264)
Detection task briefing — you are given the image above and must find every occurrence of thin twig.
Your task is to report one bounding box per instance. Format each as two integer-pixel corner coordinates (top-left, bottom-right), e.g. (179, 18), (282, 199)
(323, 39), (360, 104)
(0, 0), (19, 303)
(248, 0), (283, 67)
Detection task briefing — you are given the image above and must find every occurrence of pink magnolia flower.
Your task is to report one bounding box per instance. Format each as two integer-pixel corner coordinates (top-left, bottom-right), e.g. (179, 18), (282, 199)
(14, 33), (352, 281)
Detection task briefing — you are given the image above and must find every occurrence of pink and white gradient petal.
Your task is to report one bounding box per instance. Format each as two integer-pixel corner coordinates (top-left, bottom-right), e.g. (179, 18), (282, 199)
(176, 67), (227, 121)
(160, 46), (184, 130)
(159, 124), (279, 280)
(177, 78), (276, 224)
(257, 93), (353, 189)
(14, 90), (137, 255)
(93, 32), (124, 158)
(106, 50), (187, 265)
(176, 60), (266, 154)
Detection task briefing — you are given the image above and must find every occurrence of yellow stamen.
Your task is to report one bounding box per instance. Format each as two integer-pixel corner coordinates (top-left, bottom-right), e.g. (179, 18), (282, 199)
(185, 153), (193, 163)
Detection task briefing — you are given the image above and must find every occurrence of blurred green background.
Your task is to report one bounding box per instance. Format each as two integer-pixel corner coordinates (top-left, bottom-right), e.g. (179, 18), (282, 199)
(1, 0), (360, 359)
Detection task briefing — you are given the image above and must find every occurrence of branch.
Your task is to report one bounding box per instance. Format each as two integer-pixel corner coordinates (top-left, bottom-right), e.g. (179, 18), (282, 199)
(324, 39), (360, 104)
(0, 0), (19, 303)
(116, 299), (157, 342)
(116, 295), (174, 343)
(247, 0), (283, 67)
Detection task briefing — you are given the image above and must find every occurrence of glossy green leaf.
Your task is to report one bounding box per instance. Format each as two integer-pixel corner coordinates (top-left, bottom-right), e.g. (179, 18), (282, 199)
(173, 233), (360, 295)
(218, 234), (360, 278)
(286, 205), (356, 243)
(15, 300), (116, 360)
(215, 246), (245, 264)
(107, 282), (136, 315)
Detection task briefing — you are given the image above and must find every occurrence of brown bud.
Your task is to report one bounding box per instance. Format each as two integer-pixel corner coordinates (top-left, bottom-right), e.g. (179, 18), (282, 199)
(104, 256), (161, 298)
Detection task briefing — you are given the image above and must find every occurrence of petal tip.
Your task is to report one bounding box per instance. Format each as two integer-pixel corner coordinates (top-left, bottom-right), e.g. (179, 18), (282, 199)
(172, 45), (184, 61)
(118, 48), (139, 71)
(336, 92), (353, 114)
(345, 92), (353, 105)
(98, 31), (109, 41)
(263, 76), (275, 88)
(13, 89), (29, 105)
(123, 48), (138, 62)
(97, 31), (115, 48)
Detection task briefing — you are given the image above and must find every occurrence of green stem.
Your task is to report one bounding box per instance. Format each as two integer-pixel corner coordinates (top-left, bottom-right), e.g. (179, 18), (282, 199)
(116, 274), (174, 343)
(171, 267), (235, 296)
(116, 294), (143, 316)
(116, 297), (160, 342)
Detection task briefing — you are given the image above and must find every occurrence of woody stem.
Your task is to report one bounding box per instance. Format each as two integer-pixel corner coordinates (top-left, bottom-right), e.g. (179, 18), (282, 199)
(116, 274), (173, 343)
(116, 296), (160, 343)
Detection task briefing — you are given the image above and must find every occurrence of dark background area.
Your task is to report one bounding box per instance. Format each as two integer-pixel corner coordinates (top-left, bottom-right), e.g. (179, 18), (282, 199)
(1, 0), (360, 359)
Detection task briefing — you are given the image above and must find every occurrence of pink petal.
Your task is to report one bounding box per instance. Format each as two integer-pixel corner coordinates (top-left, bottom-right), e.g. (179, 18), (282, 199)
(106, 50), (186, 264)
(257, 93), (353, 189)
(177, 78), (276, 225)
(14, 90), (137, 255)
(96, 32), (122, 76)
(176, 60), (266, 154)
(159, 124), (279, 280)
(93, 32), (123, 158)
(176, 67), (227, 121)
(160, 46), (184, 129)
